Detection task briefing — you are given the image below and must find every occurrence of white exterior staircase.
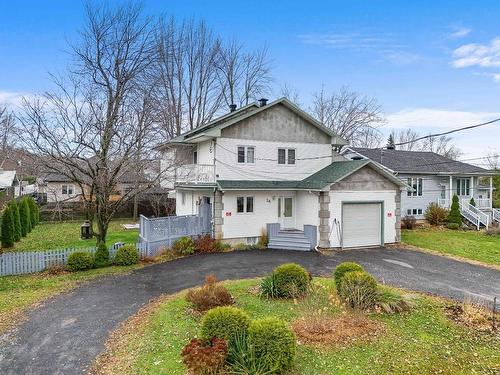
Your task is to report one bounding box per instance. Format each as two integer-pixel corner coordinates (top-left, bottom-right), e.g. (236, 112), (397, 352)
(459, 199), (490, 229)
(493, 208), (500, 224)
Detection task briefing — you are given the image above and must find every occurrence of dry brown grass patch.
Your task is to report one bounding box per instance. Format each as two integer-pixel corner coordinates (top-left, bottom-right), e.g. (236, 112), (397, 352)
(445, 298), (499, 335)
(293, 313), (384, 346)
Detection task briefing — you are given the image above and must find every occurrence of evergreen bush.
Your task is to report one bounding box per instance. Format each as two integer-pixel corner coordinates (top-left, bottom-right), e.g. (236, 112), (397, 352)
(18, 198), (31, 236)
(27, 197), (39, 226)
(67, 251), (94, 271)
(1, 205), (15, 248)
(8, 201), (21, 242)
(271, 263), (310, 298)
(94, 242), (110, 268)
(113, 245), (139, 266)
(200, 306), (250, 343)
(333, 262), (365, 291)
(469, 197), (476, 207)
(448, 195), (462, 225)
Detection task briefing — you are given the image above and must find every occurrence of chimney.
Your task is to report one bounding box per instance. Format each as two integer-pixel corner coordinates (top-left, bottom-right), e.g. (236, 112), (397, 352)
(229, 104), (237, 112)
(258, 98), (268, 107)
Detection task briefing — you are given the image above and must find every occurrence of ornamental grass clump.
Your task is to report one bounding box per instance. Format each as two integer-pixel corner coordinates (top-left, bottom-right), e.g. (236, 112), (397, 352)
(186, 275), (233, 313)
(338, 271), (378, 311)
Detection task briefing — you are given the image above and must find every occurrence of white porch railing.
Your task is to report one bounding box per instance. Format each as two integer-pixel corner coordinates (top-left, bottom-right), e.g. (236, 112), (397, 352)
(437, 198), (449, 208)
(493, 208), (500, 223)
(175, 164), (215, 184)
(460, 199), (489, 229)
(475, 198), (491, 209)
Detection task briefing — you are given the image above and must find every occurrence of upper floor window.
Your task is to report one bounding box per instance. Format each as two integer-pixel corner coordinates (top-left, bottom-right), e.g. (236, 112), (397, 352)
(278, 148), (295, 165)
(237, 146), (255, 164)
(407, 178), (423, 197)
(62, 184), (74, 195)
(456, 178), (470, 196)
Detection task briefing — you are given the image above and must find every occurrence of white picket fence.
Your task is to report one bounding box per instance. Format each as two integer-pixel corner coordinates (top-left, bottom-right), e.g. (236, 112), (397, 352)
(0, 242), (151, 277)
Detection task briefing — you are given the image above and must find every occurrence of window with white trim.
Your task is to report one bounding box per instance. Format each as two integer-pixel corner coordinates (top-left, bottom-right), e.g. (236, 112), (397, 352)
(237, 146), (255, 163)
(61, 184), (74, 195)
(406, 208), (423, 215)
(407, 178), (423, 197)
(278, 148), (296, 165)
(236, 196), (254, 213)
(456, 178), (470, 196)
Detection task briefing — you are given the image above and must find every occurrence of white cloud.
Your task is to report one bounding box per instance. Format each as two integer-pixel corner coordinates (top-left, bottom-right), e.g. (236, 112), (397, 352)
(452, 37), (500, 68)
(386, 108), (500, 158)
(0, 90), (30, 108)
(447, 27), (471, 39)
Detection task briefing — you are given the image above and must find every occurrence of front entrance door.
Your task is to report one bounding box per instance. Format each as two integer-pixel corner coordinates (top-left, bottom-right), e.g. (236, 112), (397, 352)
(278, 196), (295, 229)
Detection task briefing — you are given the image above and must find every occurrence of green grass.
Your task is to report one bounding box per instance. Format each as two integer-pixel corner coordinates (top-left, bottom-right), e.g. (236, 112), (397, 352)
(99, 278), (500, 375)
(402, 228), (500, 266)
(0, 264), (142, 333)
(3, 219), (139, 252)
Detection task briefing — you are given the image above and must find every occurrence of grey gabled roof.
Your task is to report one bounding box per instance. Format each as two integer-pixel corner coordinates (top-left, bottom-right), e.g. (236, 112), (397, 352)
(350, 148), (493, 175)
(155, 98), (347, 149)
(217, 160), (405, 191)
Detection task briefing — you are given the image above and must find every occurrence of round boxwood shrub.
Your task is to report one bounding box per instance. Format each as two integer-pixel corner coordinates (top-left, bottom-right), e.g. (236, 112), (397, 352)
(333, 262), (365, 291)
(446, 222), (460, 230)
(94, 242), (110, 268)
(67, 251), (94, 272)
(272, 263), (310, 298)
(114, 245), (139, 266)
(200, 306), (250, 343)
(247, 317), (296, 374)
(172, 236), (195, 255)
(338, 270), (378, 310)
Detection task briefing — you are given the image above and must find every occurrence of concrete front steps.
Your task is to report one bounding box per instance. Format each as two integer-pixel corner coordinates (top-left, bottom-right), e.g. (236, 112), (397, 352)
(267, 229), (312, 251)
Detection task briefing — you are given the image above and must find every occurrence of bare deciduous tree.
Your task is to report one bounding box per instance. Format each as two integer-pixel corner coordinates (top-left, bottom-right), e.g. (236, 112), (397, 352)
(485, 151), (500, 170)
(311, 86), (385, 148)
(418, 134), (462, 160)
(19, 2), (164, 245)
(391, 128), (420, 151)
(0, 106), (17, 168)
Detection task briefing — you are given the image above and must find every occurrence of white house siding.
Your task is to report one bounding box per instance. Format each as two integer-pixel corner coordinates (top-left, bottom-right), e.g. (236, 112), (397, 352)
(215, 137), (332, 181)
(329, 190), (397, 248)
(399, 174), (443, 219)
(175, 189), (210, 216)
(295, 191), (320, 229)
(196, 140), (215, 165)
(41, 182), (83, 203)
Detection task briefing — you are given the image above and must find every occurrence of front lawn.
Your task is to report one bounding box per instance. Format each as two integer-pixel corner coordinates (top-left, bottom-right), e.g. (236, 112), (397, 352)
(402, 228), (500, 266)
(92, 278), (499, 375)
(0, 264), (142, 333)
(4, 219), (139, 252)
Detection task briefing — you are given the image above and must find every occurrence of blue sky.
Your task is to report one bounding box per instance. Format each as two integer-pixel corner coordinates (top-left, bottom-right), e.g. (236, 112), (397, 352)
(1, 0), (500, 159)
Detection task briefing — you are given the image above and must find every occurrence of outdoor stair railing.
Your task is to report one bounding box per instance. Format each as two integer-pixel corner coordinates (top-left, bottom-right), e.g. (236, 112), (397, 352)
(459, 199), (489, 229)
(493, 208), (500, 223)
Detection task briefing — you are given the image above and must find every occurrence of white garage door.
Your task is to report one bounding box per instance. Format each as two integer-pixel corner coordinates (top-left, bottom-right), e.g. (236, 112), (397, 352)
(342, 203), (382, 248)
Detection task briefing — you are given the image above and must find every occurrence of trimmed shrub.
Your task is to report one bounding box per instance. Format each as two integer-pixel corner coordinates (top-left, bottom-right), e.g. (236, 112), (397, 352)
(181, 337), (227, 375)
(94, 242), (110, 268)
(114, 245), (139, 266)
(18, 198), (31, 236)
(247, 317), (296, 374)
(446, 222), (460, 230)
(200, 306), (250, 343)
(172, 236), (195, 255)
(333, 262), (365, 291)
(1, 205), (15, 248)
(67, 251), (94, 272)
(424, 203), (448, 226)
(469, 197), (476, 207)
(8, 201), (21, 242)
(448, 195), (462, 225)
(186, 275), (233, 312)
(271, 263), (310, 298)
(338, 271), (378, 310)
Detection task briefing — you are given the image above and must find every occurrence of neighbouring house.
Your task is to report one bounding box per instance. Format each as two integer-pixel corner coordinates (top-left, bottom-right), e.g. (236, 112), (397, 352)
(342, 147), (500, 228)
(156, 98), (406, 250)
(37, 173), (85, 203)
(0, 170), (21, 199)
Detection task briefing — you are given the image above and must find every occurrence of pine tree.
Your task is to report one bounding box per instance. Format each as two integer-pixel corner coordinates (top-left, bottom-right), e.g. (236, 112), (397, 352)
(8, 201), (22, 242)
(1, 205), (15, 248)
(19, 199), (31, 237)
(387, 133), (396, 149)
(448, 195), (462, 225)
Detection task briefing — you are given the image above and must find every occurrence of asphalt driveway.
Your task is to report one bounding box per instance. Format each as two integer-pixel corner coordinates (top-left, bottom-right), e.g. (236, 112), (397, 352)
(0, 247), (499, 375)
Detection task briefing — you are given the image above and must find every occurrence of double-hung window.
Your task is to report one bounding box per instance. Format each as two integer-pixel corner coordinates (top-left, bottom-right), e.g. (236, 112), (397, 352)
(278, 148), (296, 165)
(456, 178), (470, 196)
(407, 178), (423, 197)
(236, 196), (254, 213)
(62, 184), (74, 195)
(237, 146), (255, 164)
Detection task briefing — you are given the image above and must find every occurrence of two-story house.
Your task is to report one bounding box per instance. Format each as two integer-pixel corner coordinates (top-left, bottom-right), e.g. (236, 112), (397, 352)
(342, 147), (500, 228)
(157, 98), (406, 250)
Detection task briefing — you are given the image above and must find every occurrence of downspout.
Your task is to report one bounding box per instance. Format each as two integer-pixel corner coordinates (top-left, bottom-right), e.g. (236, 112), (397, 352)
(212, 138), (217, 238)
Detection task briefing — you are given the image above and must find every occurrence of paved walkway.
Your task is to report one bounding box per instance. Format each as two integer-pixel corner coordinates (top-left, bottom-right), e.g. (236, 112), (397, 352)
(0, 248), (499, 375)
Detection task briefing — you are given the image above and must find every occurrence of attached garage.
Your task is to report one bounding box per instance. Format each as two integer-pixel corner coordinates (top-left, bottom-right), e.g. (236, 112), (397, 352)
(342, 202), (382, 248)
